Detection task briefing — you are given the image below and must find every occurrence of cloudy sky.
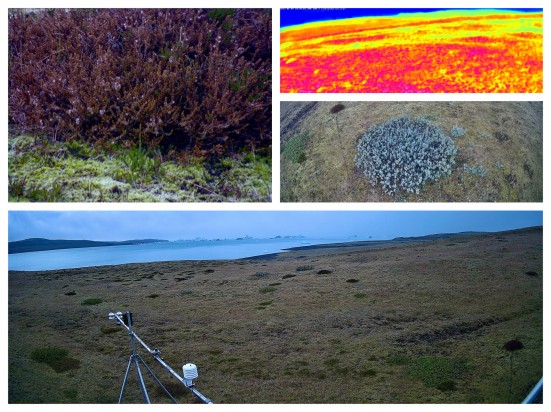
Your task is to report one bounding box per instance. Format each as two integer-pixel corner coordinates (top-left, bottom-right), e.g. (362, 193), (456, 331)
(8, 211), (542, 242)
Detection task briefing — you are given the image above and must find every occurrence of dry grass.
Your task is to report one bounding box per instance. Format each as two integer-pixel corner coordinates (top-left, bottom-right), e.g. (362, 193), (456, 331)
(280, 101), (543, 202)
(8, 227), (542, 403)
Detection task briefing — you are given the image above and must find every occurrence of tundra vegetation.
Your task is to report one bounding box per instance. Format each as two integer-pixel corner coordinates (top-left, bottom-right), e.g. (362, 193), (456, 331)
(280, 101), (542, 202)
(8, 227), (542, 403)
(355, 116), (457, 195)
(8, 8), (272, 202)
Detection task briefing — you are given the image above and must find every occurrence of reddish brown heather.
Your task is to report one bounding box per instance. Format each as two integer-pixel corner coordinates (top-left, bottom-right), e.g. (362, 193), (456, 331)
(8, 9), (271, 155)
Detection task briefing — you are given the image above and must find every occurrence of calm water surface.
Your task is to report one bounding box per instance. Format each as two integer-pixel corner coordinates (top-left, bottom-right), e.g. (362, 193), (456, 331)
(8, 238), (355, 271)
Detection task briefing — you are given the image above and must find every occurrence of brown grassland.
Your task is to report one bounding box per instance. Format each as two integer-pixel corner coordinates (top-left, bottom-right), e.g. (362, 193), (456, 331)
(280, 101), (543, 202)
(8, 227), (542, 403)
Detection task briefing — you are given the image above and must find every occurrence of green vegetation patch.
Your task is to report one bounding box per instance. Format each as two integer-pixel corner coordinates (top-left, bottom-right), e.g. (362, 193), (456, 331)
(408, 356), (470, 390)
(387, 354), (411, 366)
(63, 388), (79, 401)
(8, 136), (271, 202)
(281, 132), (310, 164)
(259, 286), (277, 294)
(30, 347), (81, 373)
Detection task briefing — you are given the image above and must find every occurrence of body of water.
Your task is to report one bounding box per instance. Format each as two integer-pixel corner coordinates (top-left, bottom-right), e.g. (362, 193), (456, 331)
(8, 237), (356, 271)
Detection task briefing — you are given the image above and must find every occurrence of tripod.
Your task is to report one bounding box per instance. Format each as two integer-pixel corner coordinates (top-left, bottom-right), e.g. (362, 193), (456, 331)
(110, 311), (212, 404)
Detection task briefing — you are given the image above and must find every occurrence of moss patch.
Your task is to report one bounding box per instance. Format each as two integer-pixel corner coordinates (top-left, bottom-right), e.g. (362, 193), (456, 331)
(408, 356), (470, 390)
(8, 136), (271, 202)
(30, 347), (81, 373)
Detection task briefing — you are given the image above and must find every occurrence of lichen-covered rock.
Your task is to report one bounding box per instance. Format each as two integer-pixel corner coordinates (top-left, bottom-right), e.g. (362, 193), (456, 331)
(355, 116), (457, 195)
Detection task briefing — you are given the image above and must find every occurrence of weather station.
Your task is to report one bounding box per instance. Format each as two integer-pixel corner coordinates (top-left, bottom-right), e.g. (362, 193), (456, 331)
(108, 311), (212, 404)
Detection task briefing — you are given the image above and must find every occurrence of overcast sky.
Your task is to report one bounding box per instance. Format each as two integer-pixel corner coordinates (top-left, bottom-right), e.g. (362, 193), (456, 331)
(7, 211), (542, 242)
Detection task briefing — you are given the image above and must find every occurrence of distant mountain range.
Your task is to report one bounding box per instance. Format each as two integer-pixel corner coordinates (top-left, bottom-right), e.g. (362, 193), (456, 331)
(391, 231), (485, 242)
(8, 228), (541, 255)
(8, 238), (167, 254)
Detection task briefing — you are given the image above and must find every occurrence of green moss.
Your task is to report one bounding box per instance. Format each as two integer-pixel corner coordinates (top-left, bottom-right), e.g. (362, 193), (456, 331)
(256, 300), (273, 309)
(30, 347), (81, 373)
(207, 8), (234, 21)
(63, 388), (79, 400)
(282, 132), (310, 163)
(324, 358), (339, 367)
(8, 136), (271, 202)
(408, 356), (470, 389)
(387, 354), (411, 366)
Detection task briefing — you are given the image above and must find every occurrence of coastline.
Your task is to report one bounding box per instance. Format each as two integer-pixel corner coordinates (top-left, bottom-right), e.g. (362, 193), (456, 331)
(9, 227), (541, 271)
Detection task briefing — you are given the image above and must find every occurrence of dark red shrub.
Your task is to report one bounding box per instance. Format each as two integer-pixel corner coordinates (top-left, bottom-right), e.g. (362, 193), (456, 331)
(8, 9), (272, 154)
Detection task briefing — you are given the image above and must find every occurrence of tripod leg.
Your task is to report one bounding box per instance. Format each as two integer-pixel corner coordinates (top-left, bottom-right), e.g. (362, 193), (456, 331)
(137, 355), (178, 403)
(118, 355), (134, 404)
(134, 356), (151, 404)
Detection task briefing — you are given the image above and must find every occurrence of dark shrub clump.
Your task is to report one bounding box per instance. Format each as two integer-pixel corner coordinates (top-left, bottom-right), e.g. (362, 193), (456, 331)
(330, 103), (345, 114)
(317, 269), (333, 274)
(503, 339), (524, 351)
(355, 116), (457, 195)
(8, 9), (271, 155)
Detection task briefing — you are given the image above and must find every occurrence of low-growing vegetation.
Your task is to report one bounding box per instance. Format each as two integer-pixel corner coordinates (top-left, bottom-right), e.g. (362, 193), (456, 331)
(9, 227), (542, 403)
(355, 116), (457, 195)
(408, 356), (470, 390)
(81, 297), (102, 306)
(30, 347), (81, 373)
(8, 8), (272, 202)
(281, 101), (542, 202)
(8, 136), (271, 202)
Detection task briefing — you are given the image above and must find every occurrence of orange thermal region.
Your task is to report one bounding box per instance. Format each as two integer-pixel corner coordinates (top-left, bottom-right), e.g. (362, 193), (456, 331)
(280, 10), (543, 93)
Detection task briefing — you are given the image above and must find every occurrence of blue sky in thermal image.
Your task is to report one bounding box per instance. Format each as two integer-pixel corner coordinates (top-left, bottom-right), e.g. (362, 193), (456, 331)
(280, 8), (543, 28)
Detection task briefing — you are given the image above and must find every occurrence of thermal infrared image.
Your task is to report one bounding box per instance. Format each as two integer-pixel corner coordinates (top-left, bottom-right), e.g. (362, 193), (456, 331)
(280, 8), (542, 93)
